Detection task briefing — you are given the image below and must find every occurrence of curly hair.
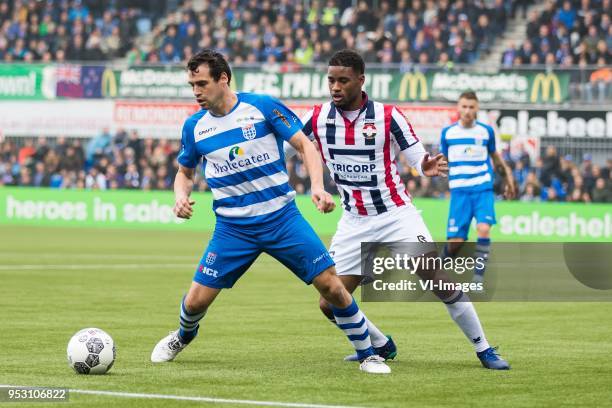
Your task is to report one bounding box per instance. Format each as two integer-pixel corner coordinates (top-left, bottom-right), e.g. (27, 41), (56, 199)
(328, 49), (365, 75)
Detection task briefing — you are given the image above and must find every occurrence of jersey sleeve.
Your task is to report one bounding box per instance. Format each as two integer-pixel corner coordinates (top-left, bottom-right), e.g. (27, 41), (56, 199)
(301, 109), (315, 141)
(390, 106), (420, 151)
(440, 127), (449, 157)
(486, 125), (497, 153)
(260, 95), (304, 142)
(177, 118), (201, 168)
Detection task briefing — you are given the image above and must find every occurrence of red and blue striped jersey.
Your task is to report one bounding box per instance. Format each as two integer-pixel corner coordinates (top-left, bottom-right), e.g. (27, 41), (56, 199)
(302, 95), (422, 216)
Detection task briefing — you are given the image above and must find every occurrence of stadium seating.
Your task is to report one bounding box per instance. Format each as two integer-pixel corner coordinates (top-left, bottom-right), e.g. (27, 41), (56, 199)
(0, 0), (158, 61)
(1, 133), (610, 202)
(1, 0), (515, 64)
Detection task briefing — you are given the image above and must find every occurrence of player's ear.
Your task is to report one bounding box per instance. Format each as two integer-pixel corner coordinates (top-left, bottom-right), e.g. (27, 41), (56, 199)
(219, 72), (229, 85)
(359, 74), (365, 86)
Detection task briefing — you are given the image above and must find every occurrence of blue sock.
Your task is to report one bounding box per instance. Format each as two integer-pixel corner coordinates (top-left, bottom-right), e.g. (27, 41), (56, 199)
(331, 298), (375, 361)
(178, 296), (206, 344)
(474, 238), (491, 277)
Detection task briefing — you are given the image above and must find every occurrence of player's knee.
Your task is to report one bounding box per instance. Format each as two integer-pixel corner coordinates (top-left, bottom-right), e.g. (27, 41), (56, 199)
(323, 279), (348, 304)
(476, 224), (491, 237)
(313, 268), (349, 303)
(184, 293), (209, 314)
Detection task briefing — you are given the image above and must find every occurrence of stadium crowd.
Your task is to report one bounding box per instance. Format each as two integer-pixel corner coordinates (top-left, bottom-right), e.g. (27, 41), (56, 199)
(1, 0), (608, 72)
(142, 0), (514, 66)
(0, 0), (160, 62)
(499, 0), (611, 101)
(0, 0), (529, 66)
(501, 0), (610, 67)
(2, 133), (611, 203)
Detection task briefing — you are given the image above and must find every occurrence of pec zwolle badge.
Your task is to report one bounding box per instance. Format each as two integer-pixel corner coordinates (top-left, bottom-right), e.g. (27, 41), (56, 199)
(241, 124), (257, 140)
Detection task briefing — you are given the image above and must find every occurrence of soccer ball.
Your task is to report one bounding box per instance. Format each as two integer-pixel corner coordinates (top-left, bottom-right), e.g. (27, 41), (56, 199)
(67, 328), (115, 374)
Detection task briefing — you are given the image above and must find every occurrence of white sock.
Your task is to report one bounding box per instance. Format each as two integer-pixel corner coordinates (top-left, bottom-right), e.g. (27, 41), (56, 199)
(444, 291), (490, 352)
(365, 318), (388, 348)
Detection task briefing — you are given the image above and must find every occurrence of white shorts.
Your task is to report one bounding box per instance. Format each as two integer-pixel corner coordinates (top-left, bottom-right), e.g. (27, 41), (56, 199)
(329, 203), (434, 278)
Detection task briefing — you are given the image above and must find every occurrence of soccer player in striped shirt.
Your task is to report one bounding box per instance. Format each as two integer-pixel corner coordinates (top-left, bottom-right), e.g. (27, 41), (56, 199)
(440, 91), (516, 284)
(297, 49), (509, 369)
(150, 49), (390, 374)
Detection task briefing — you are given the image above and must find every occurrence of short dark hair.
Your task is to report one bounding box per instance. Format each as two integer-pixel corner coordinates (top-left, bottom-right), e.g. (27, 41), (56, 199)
(187, 49), (232, 85)
(458, 91), (478, 101)
(328, 49), (365, 75)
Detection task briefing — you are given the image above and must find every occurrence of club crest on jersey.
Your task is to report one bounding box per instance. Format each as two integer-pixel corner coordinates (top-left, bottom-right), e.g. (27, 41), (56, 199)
(241, 124), (257, 140)
(205, 252), (217, 265)
(362, 123), (377, 140)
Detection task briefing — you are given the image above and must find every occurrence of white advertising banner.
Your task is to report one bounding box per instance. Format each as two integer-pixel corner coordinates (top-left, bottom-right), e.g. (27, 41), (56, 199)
(0, 100), (114, 137)
(0, 100), (463, 144)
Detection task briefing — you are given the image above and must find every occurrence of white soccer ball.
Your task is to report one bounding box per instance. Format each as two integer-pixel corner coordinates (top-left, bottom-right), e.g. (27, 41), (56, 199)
(67, 328), (115, 375)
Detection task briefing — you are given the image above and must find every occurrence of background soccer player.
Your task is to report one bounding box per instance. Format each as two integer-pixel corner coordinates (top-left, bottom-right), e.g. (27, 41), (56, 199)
(298, 49), (509, 370)
(151, 49), (390, 374)
(440, 91), (516, 284)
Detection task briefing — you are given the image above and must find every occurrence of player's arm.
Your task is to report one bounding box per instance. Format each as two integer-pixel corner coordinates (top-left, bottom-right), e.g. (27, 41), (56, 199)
(173, 165), (196, 219)
(283, 141), (299, 159)
(288, 131), (335, 213)
(174, 117), (200, 219)
(283, 108), (315, 160)
(401, 143), (448, 178)
(490, 151), (516, 199)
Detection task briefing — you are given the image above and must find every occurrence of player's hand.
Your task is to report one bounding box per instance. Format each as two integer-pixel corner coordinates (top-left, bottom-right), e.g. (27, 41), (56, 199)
(311, 188), (336, 213)
(504, 177), (517, 200)
(174, 197), (196, 219)
(421, 153), (448, 177)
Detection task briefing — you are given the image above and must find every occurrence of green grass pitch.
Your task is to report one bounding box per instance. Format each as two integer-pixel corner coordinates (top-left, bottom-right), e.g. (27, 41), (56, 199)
(0, 225), (611, 407)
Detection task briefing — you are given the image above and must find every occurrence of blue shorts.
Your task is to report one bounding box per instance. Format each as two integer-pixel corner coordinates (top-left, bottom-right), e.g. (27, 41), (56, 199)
(447, 189), (496, 240)
(193, 203), (335, 289)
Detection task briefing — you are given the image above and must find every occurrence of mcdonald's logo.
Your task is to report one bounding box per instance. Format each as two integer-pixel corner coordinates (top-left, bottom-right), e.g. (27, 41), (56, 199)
(398, 72), (428, 101)
(530, 72), (561, 103)
(101, 68), (118, 98)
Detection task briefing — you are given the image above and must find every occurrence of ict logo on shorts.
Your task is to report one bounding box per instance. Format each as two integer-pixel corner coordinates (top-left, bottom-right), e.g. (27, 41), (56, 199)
(198, 263), (219, 277)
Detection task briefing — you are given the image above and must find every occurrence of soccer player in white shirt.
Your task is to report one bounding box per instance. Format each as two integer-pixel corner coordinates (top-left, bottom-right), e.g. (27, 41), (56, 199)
(297, 49), (509, 370)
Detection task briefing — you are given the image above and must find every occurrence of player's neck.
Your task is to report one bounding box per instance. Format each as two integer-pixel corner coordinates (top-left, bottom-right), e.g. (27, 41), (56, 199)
(459, 119), (476, 128)
(209, 92), (238, 116)
(342, 94), (364, 112)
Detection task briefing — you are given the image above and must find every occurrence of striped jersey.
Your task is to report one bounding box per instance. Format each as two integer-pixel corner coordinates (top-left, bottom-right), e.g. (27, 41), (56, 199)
(440, 121), (496, 192)
(178, 92), (302, 225)
(302, 94), (420, 216)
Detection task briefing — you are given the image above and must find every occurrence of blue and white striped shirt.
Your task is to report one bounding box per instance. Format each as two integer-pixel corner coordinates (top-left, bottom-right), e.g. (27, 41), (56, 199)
(440, 121), (496, 192)
(178, 92), (302, 225)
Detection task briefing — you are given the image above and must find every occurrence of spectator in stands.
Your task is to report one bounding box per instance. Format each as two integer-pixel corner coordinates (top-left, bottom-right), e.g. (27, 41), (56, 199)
(513, 160), (529, 191)
(520, 183), (540, 202)
(522, 171), (541, 197)
(592, 177), (612, 203)
(86, 128), (112, 166)
(541, 145), (561, 187)
(556, 1), (577, 31)
(17, 138), (35, 165)
(85, 167), (106, 190)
